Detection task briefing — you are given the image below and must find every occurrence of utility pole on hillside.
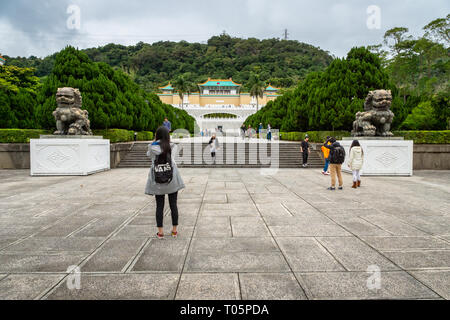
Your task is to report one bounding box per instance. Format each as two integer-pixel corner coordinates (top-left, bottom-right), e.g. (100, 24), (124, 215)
(283, 29), (289, 40)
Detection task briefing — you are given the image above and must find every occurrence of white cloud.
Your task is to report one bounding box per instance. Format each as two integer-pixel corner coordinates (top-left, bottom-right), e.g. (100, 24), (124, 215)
(0, 0), (448, 58)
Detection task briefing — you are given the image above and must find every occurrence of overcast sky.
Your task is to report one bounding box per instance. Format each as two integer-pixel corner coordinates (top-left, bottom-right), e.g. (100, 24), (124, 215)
(0, 0), (448, 58)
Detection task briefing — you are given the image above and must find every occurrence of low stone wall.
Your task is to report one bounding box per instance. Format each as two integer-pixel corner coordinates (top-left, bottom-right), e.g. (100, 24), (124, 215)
(0, 142), (134, 169)
(0, 144), (30, 169)
(1, 143), (449, 170)
(110, 142), (134, 168)
(413, 144), (450, 170)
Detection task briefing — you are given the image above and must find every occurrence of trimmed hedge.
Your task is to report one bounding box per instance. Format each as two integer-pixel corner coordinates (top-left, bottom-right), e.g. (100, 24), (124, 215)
(280, 130), (450, 144)
(0, 129), (51, 143)
(393, 131), (450, 144)
(2, 129), (447, 144)
(92, 129), (134, 143)
(280, 131), (351, 142)
(136, 131), (154, 142)
(93, 129), (154, 143)
(0, 129), (154, 144)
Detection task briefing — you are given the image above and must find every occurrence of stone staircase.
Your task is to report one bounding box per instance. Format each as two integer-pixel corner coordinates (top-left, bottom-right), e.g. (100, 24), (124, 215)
(118, 142), (324, 169)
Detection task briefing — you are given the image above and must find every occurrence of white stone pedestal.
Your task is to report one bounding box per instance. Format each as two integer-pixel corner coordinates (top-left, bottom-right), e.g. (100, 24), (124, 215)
(339, 137), (413, 176)
(30, 136), (110, 176)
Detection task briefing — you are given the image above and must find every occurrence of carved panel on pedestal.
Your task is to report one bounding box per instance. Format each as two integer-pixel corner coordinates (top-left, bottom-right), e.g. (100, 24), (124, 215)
(88, 144), (109, 169)
(365, 146), (408, 172)
(35, 144), (80, 172)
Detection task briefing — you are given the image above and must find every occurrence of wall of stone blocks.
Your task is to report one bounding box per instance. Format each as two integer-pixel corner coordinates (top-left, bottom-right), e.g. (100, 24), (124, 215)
(0, 142), (133, 169)
(413, 144), (450, 170)
(1, 143), (449, 170)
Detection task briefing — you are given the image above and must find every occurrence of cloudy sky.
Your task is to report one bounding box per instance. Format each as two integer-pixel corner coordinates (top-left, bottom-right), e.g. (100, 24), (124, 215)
(0, 0), (448, 58)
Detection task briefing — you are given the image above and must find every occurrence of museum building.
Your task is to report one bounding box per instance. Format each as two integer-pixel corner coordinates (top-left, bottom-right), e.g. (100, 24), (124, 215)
(157, 78), (281, 107)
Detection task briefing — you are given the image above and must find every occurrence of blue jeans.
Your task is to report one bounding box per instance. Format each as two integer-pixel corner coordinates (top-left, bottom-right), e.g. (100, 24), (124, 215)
(323, 159), (330, 172)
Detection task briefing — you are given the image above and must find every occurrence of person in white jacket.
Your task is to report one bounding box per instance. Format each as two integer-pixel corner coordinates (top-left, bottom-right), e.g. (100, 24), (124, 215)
(348, 140), (364, 189)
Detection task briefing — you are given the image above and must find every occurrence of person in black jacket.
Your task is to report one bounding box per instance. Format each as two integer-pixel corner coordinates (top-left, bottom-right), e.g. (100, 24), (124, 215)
(323, 137), (344, 190)
(300, 136), (310, 167)
(240, 124), (246, 139)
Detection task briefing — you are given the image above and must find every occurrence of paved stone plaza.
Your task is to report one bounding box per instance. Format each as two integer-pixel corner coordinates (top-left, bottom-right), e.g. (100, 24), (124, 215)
(0, 168), (449, 300)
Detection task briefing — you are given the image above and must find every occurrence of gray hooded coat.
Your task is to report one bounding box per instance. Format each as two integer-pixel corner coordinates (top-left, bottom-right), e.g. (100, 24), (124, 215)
(145, 142), (185, 196)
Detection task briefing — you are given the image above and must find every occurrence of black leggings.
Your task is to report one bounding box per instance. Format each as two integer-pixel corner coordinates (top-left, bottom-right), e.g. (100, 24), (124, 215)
(302, 152), (308, 165)
(155, 192), (179, 228)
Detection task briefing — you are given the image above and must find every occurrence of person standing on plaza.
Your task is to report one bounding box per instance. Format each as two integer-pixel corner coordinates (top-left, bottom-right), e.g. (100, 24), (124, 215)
(267, 124), (272, 142)
(209, 134), (219, 163)
(163, 117), (172, 132)
(258, 123), (263, 138)
(247, 125), (253, 139)
(348, 140), (364, 188)
(145, 126), (185, 239)
(321, 136), (331, 175)
(241, 124), (246, 139)
(323, 137), (346, 190)
(300, 135), (311, 167)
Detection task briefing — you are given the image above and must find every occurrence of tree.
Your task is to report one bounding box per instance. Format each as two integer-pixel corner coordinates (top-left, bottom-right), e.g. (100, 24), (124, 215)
(173, 75), (190, 109)
(0, 65), (40, 128)
(375, 16), (449, 99)
(245, 47), (394, 132)
(413, 38), (446, 79)
(431, 92), (450, 130)
(0, 65), (40, 93)
(248, 73), (265, 112)
(35, 46), (195, 132)
(423, 14), (450, 46)
(367, 44), (389, 67)
(384, 27), (410, 56)
(401, 101), (438, 130)
(7, 36), (334, 93)
(366, 16), (449, 131)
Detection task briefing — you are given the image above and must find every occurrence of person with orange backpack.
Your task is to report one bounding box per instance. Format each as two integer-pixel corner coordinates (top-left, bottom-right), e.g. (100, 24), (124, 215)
(321, 136), (331, 175)
(323, 137), (346, 191)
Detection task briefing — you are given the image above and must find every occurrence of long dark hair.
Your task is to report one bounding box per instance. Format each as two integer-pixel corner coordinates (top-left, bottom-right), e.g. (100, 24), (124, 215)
(155, 126), (171, 158)
(350, 140), (363, 154)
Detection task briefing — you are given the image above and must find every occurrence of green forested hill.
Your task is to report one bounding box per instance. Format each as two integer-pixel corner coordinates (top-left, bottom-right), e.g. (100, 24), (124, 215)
(5, 34), (333, 92)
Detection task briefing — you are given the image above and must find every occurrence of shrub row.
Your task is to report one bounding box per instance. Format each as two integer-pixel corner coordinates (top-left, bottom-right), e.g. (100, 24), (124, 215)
(280, 131), (351, 142)
(393, 131), (450, 144)
(171, 132), (196, 139)
(92, 129), (154, 143)
(136, 131), (154, 142)
(0, 129), (154, 144)
(280, 131), (450, 144)
(0, 129), (52, 143)
(2, 129), (448, 144)
(92, 129), (134, 143)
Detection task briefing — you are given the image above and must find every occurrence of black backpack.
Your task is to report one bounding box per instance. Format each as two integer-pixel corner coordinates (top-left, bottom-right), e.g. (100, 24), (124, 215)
(153, 154), (173, 184)
(331, 145), (346, 164)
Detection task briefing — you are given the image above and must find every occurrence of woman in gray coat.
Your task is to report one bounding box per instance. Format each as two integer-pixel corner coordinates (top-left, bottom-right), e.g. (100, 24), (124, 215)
(145, 127), (185, 239)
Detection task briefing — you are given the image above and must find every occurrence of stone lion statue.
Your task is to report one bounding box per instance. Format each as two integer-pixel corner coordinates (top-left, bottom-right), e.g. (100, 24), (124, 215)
(53, 87), (93, 135)
(352, 90), (394, 137)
